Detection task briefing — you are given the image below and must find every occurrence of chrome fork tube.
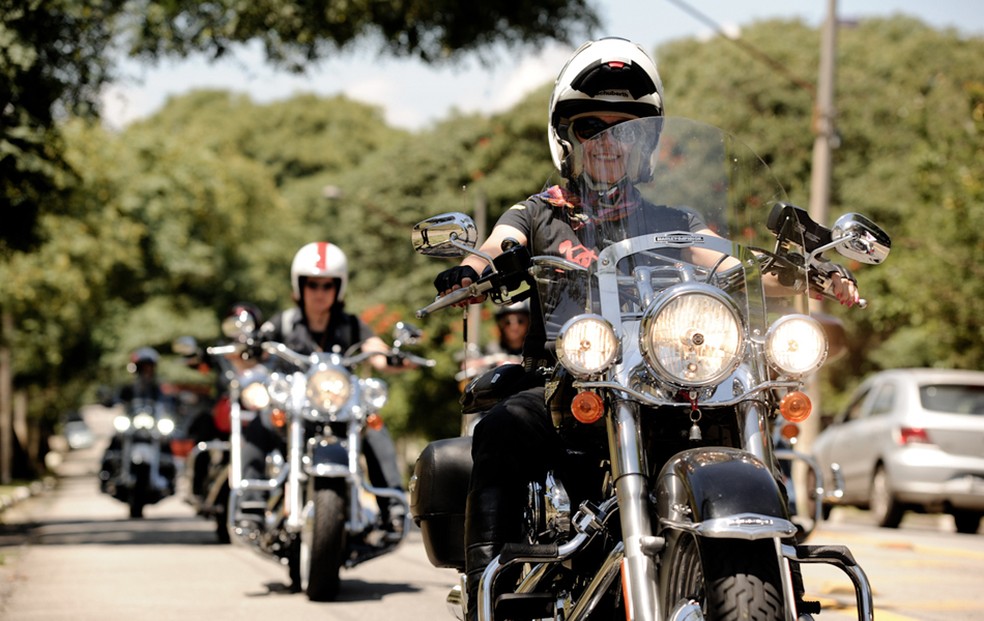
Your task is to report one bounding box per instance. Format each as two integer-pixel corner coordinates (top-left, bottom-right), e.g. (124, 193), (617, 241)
(607, 400), (660, 621)
(286, 372), (307, 532)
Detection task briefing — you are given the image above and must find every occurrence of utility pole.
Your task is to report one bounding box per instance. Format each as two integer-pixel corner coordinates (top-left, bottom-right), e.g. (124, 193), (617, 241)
(803, 0), (838, 453)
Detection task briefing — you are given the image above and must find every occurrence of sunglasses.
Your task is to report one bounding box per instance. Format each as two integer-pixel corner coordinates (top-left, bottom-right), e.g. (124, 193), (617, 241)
(304, 280), (337, 292)
(570, 117), (642, 143)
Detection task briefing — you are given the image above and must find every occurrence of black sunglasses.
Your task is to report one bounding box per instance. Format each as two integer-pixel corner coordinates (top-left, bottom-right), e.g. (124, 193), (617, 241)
(570, 117), (641, 143)
(304, 280), (337, 292)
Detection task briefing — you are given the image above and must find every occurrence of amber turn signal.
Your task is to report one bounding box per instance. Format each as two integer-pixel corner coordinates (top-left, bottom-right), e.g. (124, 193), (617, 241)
(571, 391), (605, 424)
(779, 391), (812, 423)
(780, 422), (800, 441)
(270, 409), (287, 428)
(366, 412), (384, 431)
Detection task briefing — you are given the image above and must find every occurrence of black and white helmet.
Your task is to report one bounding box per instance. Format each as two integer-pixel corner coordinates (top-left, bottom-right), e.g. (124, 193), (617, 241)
(548, 38), (664, 177)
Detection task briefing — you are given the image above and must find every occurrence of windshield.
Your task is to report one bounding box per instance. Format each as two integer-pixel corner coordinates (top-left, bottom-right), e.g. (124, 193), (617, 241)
(530, 116), (809, 345)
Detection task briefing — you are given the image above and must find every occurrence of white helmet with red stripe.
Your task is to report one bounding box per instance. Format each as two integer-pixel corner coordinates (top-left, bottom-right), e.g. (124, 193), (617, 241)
(290, 242), (348, 301)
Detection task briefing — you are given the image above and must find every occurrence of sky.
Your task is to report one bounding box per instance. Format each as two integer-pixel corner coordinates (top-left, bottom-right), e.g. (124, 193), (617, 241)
(100, 0), (984, 130)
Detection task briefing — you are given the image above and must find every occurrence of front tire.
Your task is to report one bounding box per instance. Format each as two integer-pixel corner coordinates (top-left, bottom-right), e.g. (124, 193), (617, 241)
(300, 486), (346, 601)
(662, 533), (784, 621)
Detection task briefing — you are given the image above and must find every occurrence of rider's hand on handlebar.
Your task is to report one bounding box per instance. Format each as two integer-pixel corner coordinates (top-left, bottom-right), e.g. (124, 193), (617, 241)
(433, 264), (486, 307)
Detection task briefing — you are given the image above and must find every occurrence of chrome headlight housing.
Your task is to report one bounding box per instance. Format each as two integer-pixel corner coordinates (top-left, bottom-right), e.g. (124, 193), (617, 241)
(765, 314), (827, 377)
(640, 285), (744, 386)
(556, 315), (619, 378)
(306, 363), (352, 413)
(265, 373), (291, 408)
(360, 377), (389, 413)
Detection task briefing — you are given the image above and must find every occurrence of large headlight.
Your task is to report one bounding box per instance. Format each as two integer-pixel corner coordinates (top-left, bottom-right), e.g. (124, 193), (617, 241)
(306, 365), (352, 413)
(133, 412), (156, 430)
(766, 315), (827, 376)
(113, 415), (131, 433)
(556, 315), (618, 378)
(360, 377), (389, 412)
(640, 286), (743, 386)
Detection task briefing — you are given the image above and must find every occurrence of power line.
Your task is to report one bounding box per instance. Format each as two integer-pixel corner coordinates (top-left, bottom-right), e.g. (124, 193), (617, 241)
(665, 0), (816, 95)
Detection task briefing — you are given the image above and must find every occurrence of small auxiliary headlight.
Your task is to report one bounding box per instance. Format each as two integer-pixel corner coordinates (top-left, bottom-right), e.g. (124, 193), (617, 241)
(766, 315), (827, 377)
(556, 315), (618, 378)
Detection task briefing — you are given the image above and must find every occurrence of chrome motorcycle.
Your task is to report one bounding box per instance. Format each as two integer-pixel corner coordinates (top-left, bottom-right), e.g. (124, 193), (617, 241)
(222, 318), (433, 601)
(99, 397), (178, 518)
(410, 117), (889, 621)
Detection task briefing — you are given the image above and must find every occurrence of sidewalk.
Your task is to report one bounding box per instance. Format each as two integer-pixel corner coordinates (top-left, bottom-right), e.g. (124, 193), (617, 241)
(0, 477), (57, 515)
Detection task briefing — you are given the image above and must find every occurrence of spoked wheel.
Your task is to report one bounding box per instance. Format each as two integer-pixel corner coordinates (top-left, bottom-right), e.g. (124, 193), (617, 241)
(869, 466), (904, 528)
(297, 486), (346, 601)
(661, 533), (784, 621)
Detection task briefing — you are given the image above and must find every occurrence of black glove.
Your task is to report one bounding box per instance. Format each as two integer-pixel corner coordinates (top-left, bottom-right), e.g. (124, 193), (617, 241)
(810, 259), (855, 294)
(433, 265), (479, 294)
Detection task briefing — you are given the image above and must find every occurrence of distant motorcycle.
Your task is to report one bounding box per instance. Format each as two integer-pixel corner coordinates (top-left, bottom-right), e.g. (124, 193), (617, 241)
(99, 397), (178, 518)
(222, 318), (434, 601)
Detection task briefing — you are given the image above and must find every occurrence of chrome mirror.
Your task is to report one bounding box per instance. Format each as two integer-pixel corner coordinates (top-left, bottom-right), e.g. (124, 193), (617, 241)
(221, 308), (257, 339)
(412, 212), (478, 258)
(831, 213), (891, 265)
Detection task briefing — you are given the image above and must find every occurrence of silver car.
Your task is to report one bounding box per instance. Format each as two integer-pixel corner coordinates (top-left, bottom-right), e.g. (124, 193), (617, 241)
(812, 368), (984, 533)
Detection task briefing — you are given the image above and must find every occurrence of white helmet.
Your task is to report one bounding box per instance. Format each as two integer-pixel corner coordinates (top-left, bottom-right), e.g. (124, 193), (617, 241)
(290, 242), (348, 301)
(548, 38), (664, 175)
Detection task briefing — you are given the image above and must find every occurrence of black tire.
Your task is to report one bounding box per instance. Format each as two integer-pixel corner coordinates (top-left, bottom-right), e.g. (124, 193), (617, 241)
(301, 487), (346, 601)
(952, 510), (982, 535)
(662, 533), (784, 621)
(869, 466), (903, 528)
(129, 468), (148, 519)
(214, 483), (231, 544)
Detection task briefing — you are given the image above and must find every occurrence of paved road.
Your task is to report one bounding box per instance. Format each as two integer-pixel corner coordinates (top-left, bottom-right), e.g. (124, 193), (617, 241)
(3, 423), (982, 621)
(0, 439), (457, 621)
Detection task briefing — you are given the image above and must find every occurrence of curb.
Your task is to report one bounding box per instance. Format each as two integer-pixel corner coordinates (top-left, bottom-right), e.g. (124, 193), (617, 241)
(0, 476), (57, 514)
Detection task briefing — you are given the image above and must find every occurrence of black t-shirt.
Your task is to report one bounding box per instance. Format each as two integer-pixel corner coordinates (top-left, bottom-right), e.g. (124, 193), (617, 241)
(260, 306), (375, 357)
(496, 185), (706, 360)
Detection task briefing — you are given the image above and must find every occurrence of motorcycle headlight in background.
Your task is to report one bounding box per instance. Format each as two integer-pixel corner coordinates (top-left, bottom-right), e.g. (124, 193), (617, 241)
(265, 373), (291, 408)
(306, 365), (352, 413)
(765, 315), (827, 377)
(556, 315), (618, 378)
(640, 285), (744, 386)
(113, 415), (131, 433)
(133, 412), (156, 430)
(360, 377), (389, 413)
(240, 381), (271, 410)
(156, 417), (176, 436)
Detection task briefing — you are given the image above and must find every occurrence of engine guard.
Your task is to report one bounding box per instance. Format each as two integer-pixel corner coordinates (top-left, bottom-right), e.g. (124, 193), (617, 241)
(655, 447), (796, 539)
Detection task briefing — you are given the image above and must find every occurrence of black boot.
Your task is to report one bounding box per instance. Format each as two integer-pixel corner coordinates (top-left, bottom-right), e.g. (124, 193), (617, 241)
(464, 486), (522, 621)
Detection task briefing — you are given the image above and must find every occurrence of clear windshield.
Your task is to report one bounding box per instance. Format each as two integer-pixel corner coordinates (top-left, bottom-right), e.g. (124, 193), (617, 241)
(531, 117), (809, 345)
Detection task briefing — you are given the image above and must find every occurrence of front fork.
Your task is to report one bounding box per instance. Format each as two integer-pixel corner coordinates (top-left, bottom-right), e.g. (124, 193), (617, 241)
(607, 400), (662, 621)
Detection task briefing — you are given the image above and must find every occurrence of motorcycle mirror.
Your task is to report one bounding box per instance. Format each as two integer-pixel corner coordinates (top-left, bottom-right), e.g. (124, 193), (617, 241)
(171, 335), (199, 357)
(411, 212), (478, 258)
(221, 309), (257, 339)
(393, 321), (423, 346)
(830, 213), (891, 265)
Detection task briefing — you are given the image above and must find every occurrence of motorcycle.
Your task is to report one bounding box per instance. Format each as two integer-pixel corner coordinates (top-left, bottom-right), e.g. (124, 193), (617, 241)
(99, 397), (178, 518)
(220, 318), (434, 601)
(409, 117), (889, 621)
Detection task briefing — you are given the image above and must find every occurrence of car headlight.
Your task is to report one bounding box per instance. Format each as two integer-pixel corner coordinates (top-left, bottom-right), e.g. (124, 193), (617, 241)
(133, 412), (156, 430)
(640, 285), (743, 386)
(157, 418), (175, 435)
(240, 381), (271, 410)
(113, 415), (131, 433)
(765, 314), (827, 376)
(556, 315), (618, 378)
(306, 365), (351, 413)
(360, 377), (389, 412)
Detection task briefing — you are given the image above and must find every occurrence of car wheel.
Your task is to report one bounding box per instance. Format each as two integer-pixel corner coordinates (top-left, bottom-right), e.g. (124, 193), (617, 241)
(951, 510), (982, 535)
(869, 466), (903, 528)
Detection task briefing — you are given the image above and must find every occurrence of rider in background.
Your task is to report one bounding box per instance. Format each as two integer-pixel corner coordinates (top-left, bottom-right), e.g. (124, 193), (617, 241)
(432, 37), (860, 619)
(248, 241), (408, 536)
(456, 300), (530, 383)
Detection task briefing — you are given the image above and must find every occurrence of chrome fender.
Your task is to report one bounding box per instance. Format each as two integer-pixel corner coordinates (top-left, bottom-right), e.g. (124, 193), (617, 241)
(655, 447), (797, 539)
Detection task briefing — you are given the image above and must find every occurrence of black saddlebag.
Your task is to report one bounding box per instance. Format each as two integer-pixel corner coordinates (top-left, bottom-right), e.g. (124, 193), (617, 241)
(410, 435), (472, 569)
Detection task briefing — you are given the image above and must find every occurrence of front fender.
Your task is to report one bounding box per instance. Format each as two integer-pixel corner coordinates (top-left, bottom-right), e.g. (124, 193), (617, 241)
(307, 437), (350, 478)
(655, 447), (796, 539)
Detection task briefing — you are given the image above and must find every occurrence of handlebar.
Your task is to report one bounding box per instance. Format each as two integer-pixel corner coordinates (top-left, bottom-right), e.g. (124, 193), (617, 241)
(416, 279), (495, 318)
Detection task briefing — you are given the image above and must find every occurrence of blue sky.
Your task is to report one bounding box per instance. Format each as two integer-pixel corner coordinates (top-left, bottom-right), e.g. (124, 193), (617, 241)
(102, 0), (983, 130)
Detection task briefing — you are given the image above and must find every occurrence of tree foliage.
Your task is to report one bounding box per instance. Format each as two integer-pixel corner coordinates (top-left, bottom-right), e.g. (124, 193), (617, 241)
(3, 15), (982, 444)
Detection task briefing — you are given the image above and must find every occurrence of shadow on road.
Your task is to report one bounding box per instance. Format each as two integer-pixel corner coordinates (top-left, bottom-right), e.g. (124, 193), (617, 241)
(1, 514), (218, 547)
